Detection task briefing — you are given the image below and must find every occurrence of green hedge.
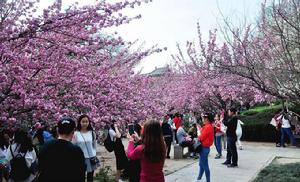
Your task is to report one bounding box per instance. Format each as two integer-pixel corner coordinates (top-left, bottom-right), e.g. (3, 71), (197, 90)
(240, 108), (276, 142)
(241, 123), (276, 142)
(240, 111), (274, 125)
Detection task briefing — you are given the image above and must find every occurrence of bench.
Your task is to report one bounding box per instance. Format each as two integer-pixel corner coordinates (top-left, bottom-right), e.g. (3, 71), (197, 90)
(173, 144), (189, 159)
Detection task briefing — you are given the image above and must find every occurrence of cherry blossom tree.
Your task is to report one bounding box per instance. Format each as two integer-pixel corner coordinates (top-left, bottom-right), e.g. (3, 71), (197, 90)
(158, 26), (271, 113)
(162, 0), (300, 113)
(211, 0), (300, 106)
(0, 0), (165, 128)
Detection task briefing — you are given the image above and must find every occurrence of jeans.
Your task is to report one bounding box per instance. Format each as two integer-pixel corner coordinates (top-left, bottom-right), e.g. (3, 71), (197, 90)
(226, 136), (238, 165)
(214, 135), (222, 155)
(275, 128), (281, 145)
(281, 128), (297, 146)
(180, 140), (194, 153)
(197, 147), (210, 182)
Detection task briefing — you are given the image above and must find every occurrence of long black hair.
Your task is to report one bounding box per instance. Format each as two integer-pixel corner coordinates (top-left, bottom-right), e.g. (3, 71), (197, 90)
(76, 114), (95, 141)
(110, 120), (116, 131)
(143, 120), (166, 162)
(0, 130), (10, 150)
(203, 112), (214, 123)
(76, 114), (93, 131)
(14, 129), (34, 153)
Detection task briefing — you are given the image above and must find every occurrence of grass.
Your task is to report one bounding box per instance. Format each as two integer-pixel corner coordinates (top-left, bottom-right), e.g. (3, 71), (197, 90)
(253, 162), (300, 182)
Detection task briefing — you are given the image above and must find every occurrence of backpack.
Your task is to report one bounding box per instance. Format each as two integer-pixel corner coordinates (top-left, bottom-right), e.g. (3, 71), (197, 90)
(104, 131), (114, 152)
(9, 146), (31, 181)
(43, 131), (53, 142)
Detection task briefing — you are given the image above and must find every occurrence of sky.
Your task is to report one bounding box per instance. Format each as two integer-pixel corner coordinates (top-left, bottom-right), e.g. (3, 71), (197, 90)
(38, 0), (264, 73)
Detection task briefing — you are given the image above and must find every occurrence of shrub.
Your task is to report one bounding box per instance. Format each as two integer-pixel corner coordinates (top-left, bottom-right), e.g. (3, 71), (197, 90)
(241, 123), (276, 142)
(94, 166), (115, 182)
(253, 162), (300, 182)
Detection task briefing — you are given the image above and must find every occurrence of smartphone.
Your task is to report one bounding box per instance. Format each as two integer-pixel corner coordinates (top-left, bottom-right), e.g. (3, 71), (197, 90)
(128, 124), (134, 135)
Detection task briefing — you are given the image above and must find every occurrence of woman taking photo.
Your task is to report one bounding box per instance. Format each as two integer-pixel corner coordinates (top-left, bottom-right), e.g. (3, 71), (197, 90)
(127, 122), (142, 182)
(73, 114), (99, 182)
(214, 114), (223, 159)
(197, 113), (214, 182)
(127, 120), (166, 182)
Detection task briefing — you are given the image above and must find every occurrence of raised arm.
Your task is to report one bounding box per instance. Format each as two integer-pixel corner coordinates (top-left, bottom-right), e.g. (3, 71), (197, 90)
(127, 140), (143, 160)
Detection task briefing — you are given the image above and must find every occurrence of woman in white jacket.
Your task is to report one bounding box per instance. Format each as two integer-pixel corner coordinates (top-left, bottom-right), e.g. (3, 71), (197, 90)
(73, 114), (99, 182)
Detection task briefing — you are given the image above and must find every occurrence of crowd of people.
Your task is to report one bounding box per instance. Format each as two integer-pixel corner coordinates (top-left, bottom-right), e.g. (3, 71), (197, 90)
(0, 107), (298, 182)
(102, 107), (244, 182)
(0, 115), (99, 182)
(0, 108), (241, 182)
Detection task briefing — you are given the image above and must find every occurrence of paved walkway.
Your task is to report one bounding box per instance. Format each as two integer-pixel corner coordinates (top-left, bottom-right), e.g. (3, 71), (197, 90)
(165, 142), (300, 182)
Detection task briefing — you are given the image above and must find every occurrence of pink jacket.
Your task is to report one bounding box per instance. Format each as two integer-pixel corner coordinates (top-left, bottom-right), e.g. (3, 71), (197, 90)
(127, 141), (165, 182)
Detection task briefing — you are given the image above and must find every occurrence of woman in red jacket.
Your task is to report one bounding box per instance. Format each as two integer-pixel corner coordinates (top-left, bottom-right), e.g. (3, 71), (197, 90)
(197, 113), (214, 182)
(127, 120), (166, 182)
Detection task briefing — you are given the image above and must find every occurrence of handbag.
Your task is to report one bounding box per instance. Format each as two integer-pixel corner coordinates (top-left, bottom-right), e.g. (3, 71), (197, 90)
(89, 156), (100, 165)
(193, 138), (202, 153)
(80, 132), (100, 167)
(0, 159), (6, 170)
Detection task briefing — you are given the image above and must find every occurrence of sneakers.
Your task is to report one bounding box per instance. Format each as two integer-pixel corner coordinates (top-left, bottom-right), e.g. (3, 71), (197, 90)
(189, 152), (198, 159)
(222, 161), (231, 165)
(215, 154), (222, 159)
(227, 164), (238, 168)
(238, 146), (243, 150)
(166, 156), (171, 159)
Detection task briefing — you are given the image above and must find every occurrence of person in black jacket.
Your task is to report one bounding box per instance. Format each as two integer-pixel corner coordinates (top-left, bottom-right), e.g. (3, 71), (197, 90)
(128, 122), (142, 182)
(37, 117), (86, 182)
(161, 115), (173, 159)
(222, 108), (238, 167)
